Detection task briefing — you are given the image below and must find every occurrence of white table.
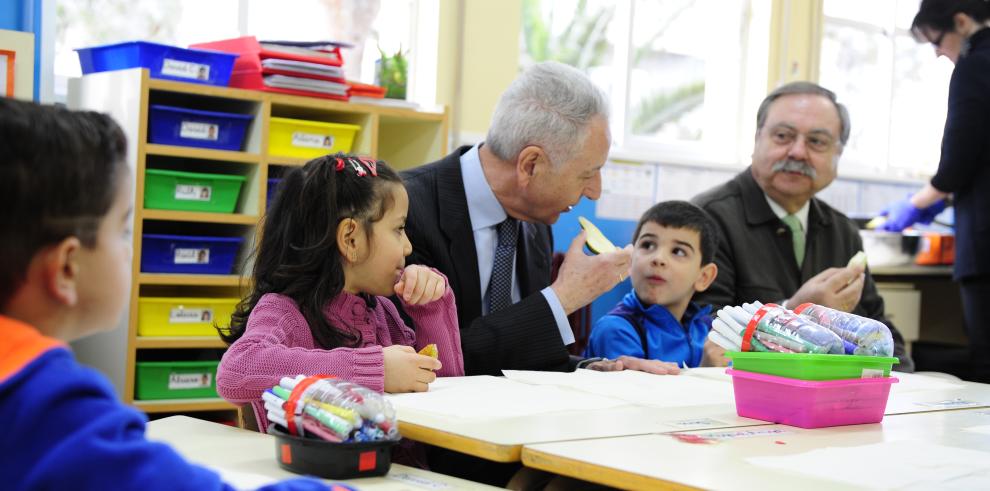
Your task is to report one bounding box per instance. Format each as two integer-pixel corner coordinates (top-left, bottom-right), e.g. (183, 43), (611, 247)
(391, 371), (990, 463)
(521, 408), (990, 490)
(146, 416), (499, 490)
(390, 373), (765, 462)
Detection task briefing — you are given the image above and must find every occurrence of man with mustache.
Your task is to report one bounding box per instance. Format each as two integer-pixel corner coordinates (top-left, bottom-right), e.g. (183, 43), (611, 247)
(692, 81), (913, 371)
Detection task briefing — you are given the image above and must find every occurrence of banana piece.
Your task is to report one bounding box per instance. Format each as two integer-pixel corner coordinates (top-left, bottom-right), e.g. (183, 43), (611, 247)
(847, 250), (868, 269)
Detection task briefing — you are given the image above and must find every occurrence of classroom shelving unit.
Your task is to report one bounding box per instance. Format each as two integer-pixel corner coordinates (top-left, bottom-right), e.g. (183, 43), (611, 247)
(68, 68), (448, 418)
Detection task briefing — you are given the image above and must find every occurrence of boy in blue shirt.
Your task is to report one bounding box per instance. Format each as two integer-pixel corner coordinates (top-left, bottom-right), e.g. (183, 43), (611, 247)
(0, 98), (325, 491)
(585, 201), (719, 368)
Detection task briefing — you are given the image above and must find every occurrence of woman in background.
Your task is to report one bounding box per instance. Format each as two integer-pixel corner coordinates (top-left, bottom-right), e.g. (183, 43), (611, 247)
(877, 0), (990, 383)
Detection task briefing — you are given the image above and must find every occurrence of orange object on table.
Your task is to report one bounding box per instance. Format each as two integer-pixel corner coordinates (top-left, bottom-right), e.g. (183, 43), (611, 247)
(915, 232), (954, 265)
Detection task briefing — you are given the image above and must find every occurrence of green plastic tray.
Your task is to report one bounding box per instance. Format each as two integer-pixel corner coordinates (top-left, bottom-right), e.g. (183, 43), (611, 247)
(144, 169), (246, 213)
(135, 360), (220, 400)
(726, 351), (898, 380)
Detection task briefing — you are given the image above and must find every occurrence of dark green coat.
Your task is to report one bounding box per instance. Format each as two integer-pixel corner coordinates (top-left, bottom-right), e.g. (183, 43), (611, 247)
(693, 169), (913, 371)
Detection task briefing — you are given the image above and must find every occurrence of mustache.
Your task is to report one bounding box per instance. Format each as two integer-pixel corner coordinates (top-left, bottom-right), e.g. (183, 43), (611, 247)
(771, 159), (817, 179)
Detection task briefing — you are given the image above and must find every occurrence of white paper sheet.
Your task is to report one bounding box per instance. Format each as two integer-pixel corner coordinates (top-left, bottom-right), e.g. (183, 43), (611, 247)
(747, 441), (990, 490)
(387, 375), (626, 420)
(889, 371), (965, 393)
(502, 368), (735, 408)
(596, 162), (656, 221)
(964, 424), (990, 436)
(211, 467), (278, 489)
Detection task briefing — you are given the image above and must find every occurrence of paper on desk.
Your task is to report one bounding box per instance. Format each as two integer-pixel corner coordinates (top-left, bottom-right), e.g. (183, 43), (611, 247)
(964, 424), (990, 436)
(680, 366), (733, 383)
(211, 466), (278, 489)
(387, 375), (626, 420)
(502, 368), (735, 408)
(747, 440), (990, 490)
(890, 371), (965, 393)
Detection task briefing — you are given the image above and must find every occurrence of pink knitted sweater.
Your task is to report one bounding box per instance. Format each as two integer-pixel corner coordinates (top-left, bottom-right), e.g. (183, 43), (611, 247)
(216, 282), (463, 431)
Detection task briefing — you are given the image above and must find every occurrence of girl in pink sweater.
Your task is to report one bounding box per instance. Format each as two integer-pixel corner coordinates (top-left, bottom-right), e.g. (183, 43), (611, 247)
(217, 154), (463, 431)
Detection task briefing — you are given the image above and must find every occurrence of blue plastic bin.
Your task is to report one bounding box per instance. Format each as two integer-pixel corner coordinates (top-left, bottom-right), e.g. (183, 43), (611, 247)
(75, 41), (237, 86)
(149, 105), (252, 151)
(141, 234), (243, 275)
(266, 178), (282, 211)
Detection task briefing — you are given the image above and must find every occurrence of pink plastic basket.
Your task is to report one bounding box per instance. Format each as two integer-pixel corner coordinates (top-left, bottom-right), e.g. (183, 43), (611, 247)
(727, 368), (898, 429)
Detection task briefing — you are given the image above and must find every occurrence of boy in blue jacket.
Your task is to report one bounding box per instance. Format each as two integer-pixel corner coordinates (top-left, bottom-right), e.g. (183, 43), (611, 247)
(0, 98), (325, 491)
(585, 201), (719, 368)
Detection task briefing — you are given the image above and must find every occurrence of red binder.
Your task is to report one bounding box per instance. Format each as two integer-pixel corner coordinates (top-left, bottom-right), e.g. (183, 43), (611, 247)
(347, 80), (386, 98)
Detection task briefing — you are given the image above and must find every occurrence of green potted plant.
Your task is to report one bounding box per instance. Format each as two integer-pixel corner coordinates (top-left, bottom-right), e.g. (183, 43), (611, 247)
(376, 47), (408, 100)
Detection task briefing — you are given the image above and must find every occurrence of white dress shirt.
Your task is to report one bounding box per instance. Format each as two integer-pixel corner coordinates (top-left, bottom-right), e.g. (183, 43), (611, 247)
(460, 144), (574, 345)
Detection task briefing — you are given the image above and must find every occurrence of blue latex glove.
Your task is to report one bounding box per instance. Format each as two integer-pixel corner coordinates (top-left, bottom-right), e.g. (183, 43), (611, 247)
(878, 198), (947, 231)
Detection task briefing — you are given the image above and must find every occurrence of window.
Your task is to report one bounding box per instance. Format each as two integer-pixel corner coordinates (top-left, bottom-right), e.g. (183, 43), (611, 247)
(819, 0), (953, 178)
(520, 0), (768, 166)
(53, 0), (427, 103)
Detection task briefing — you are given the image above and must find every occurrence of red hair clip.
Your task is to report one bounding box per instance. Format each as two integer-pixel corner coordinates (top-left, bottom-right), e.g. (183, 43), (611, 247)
(334, 157), (345, 171)
(359, 157), (378, 177)
(348, 157), (367, 177)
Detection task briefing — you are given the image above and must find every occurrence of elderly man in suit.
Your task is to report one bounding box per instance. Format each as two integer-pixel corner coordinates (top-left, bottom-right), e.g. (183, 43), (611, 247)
(401, 61), (676, 377)
(401, 61), (677, 487)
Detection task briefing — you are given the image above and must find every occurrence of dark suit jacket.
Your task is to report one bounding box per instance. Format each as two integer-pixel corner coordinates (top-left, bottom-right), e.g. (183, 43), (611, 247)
(400, 147), (572, 375)
(692, 169), (914, 371)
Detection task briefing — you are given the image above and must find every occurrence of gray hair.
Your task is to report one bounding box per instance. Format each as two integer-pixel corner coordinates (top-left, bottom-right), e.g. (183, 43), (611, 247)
(486, 61), (610, 165)
(756, 81), (850, 146)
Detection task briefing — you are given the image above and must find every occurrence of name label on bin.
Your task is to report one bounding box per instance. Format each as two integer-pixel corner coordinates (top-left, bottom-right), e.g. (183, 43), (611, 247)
(169, 307), (213, 324)
(161, 58), (211, 81)
(174, 248), (210, 264)
(175, 184), (212, 201)
(861, 369), (884, 378)
(292, 131), (333, 149)
(168, 372), (211, 390)
(180, 121), (219, 141)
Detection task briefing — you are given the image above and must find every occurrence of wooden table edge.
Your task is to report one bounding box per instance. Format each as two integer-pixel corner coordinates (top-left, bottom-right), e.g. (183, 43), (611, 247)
(398, 420), (520, 462)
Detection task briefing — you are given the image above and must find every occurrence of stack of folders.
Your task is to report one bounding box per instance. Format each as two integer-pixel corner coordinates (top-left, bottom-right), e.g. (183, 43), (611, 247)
(259, 42), (342, 64)
(258, 41), (349, 98)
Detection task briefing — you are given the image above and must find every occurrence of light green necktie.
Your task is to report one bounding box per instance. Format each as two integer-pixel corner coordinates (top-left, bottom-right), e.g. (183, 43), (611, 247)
(782, 214), (805, 266)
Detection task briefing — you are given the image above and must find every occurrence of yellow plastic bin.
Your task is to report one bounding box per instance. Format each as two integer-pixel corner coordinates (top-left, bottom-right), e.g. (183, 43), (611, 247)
(137, 297), (238, 336)
(268, 116), (360, 159)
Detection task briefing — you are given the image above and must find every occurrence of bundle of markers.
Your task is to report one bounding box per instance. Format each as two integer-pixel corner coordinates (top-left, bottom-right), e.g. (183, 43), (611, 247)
(708, 300), (893, 357)
(264, 375), (400, 443)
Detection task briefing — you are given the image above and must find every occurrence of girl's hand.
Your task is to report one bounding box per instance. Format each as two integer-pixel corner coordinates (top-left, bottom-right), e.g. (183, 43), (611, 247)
(394, 265), (447, 305)
(383, 345), (441, 393)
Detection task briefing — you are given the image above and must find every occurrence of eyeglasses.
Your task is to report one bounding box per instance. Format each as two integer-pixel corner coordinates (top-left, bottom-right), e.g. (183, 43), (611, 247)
(931, 30), (948, 48)
(766, 127), (836, 153)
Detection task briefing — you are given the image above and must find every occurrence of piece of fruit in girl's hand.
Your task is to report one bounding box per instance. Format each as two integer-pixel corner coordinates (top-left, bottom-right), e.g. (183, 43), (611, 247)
(418, 343), (438, 359)
(578, 216), (617, 254)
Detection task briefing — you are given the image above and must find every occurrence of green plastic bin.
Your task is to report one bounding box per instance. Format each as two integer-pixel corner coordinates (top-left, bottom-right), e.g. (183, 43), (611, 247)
(135, 360), (220, 400)
(726, 351), (899, 381)
(144, 169), (246, 213)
